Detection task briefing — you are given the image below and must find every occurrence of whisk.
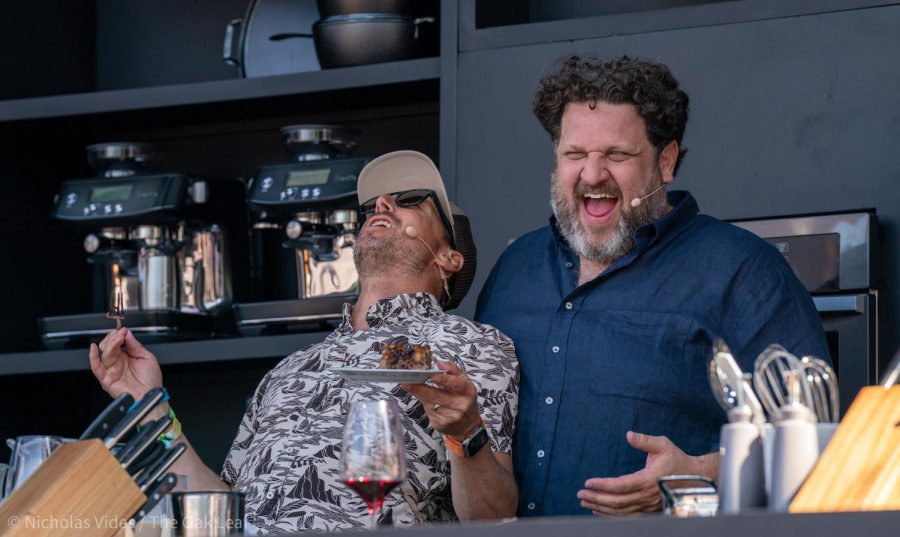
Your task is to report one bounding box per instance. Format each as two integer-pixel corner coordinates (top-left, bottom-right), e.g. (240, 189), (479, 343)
(799, 356), (839, 422)
(752, 345), (814, 421)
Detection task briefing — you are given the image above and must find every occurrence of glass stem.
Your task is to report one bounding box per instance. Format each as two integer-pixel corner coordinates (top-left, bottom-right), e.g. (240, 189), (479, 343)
(369, 507), (378, 530)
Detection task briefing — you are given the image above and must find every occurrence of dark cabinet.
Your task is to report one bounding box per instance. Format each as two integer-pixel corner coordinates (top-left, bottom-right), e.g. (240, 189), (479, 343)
(0, 1), (445, 469)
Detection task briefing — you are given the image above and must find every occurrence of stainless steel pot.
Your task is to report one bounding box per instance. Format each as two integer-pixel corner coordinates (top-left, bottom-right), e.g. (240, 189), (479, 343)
(171, 491), (245, 536)
(313, 13), (437, 68)
(224, 0), (320, 78)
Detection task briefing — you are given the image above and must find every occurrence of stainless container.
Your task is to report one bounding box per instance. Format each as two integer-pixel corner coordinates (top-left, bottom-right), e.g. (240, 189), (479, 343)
(171, 491), (245, 536)
(3, 436), (74, 498)
(140, 250), (178, 311)
(658, 475), (718, 517)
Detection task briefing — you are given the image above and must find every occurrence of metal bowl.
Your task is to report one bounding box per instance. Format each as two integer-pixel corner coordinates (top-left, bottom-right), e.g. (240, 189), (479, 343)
(86, 142), (162, 177)
(280, 124), (361, 161)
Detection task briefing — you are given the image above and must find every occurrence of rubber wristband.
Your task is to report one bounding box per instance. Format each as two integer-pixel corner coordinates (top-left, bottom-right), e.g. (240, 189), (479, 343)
(159, 406), (182, 449)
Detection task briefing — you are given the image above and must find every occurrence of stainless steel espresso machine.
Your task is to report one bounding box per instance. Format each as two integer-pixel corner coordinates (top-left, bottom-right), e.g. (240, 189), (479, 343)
(39, 142), (249, 348)
(232, 125), (368, 335)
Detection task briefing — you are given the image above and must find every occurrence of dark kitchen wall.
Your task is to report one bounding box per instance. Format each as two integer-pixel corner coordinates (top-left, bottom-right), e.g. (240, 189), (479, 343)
(95, 0), (249, 89)
(0, 1), (96, 99)
(454, 3), (900, 370)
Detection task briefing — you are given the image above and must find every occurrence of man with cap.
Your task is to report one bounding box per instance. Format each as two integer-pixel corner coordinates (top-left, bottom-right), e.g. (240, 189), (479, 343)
(88, 150), (519, 532)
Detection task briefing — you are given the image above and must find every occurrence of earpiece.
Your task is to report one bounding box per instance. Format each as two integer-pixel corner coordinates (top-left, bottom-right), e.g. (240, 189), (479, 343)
(405, 226), (451, 299)
(631, 184), (666, 208)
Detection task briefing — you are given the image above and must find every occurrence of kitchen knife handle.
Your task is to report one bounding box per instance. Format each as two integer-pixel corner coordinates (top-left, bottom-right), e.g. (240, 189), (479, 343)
(134, 473), (178, 522)
(104, 387), (166, 449)
(139, 443), (187, 492)
(79, 392), (134, 440)
(128, 441), (166, 478)
(119, 417), (172, 468)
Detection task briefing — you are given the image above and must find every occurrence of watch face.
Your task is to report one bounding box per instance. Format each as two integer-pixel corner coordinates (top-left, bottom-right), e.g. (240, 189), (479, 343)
(463, 428), (489, 457)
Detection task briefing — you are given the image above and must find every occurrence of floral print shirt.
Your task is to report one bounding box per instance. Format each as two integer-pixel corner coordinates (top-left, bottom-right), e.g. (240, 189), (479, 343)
(221, 293), (519, 533)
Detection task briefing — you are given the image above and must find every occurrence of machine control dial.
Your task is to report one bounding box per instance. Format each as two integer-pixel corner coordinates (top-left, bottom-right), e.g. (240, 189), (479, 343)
(65, 192), (78, 207)
(261, 176), (274, 192)
(286, 220), (303, 239)
(84, 234), (100, 254)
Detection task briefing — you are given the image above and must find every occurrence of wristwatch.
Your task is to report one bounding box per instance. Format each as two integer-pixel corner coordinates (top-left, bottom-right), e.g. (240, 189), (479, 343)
(444, 421), (490, 458)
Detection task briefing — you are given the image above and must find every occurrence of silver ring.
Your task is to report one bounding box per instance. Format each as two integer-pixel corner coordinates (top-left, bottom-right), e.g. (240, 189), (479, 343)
(433, 403), (440, 412)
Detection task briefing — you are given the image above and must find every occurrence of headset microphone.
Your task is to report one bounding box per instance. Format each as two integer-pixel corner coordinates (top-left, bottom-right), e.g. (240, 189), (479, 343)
(405, 226), (451, 300)
(630, 184), (666, 208)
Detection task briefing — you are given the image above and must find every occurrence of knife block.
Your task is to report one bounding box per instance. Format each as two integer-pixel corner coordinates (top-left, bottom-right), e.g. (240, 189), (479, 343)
(790, 385), (900, 512)
(0, 439), (146, 537)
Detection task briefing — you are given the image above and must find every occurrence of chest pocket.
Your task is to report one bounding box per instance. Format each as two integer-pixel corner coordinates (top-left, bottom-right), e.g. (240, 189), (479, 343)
(581, 309), (699, 407)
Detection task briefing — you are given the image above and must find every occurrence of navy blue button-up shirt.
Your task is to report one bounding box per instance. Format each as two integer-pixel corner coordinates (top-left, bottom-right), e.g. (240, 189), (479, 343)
(475, 191), (829, 517)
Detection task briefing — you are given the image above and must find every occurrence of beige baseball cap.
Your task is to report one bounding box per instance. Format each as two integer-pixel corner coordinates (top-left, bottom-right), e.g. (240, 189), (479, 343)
(356, 150), (476, 310)
(357, 150), (455, 238)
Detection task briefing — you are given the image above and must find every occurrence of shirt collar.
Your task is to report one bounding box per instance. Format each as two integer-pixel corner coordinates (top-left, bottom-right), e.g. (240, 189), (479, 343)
(549, 190), (699, 252)
(337, 292), (443, 333)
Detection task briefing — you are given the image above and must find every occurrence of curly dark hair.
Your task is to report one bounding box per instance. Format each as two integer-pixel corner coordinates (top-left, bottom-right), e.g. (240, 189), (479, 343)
(533, 55), (690, 173)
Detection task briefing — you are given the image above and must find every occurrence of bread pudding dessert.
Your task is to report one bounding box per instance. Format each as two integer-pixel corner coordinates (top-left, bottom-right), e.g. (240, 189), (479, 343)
(380, 341), (433, 370)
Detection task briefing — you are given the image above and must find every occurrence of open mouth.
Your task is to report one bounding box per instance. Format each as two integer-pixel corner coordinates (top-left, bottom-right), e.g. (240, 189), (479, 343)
(581, 192), (619, 221)
(365, 215), (397, 232)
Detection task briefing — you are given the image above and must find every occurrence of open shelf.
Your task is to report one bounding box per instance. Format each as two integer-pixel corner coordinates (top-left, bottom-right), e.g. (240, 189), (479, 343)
(0, 331), (331, 376)
(0, 57), (441, 123)
(459, 0), (891, 52)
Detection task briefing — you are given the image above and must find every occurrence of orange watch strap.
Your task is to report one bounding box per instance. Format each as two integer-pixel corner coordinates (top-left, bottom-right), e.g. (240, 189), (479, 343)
(444, 433), (466, 458)
(443, 418), (485, 458)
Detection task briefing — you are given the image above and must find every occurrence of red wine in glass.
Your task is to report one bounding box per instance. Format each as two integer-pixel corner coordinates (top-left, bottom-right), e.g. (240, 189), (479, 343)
(343, 477), (403, 515)
(341, 400), (407, 529)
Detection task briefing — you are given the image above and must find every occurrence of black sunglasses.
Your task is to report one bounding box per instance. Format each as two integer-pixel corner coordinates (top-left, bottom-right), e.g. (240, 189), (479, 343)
(360, 189), (455, 248)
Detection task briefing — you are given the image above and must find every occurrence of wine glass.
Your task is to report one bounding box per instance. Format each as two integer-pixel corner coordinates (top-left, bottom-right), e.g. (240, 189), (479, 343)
(340, 400), (407, 530)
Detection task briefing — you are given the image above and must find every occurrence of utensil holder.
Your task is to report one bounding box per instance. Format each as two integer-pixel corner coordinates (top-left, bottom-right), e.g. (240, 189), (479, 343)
(0, 439), (146, 537)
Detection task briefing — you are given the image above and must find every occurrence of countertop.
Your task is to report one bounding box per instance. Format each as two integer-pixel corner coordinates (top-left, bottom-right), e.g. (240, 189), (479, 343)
(303, 510), (900, 536)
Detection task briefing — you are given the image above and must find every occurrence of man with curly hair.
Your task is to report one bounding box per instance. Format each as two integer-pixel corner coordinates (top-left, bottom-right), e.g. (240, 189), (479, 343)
(475, 55), (828, 517)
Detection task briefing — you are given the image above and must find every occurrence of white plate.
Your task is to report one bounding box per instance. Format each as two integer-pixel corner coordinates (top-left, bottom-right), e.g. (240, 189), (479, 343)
(327, 367), (442, 384)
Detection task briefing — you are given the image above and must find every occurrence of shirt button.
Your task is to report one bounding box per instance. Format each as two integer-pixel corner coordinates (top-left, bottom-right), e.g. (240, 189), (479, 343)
(564, 302), (573, 310)
(545, 397), (553, 405)
(565, 262), (573, 268)
(266, 491), (275, 500)
(551, 346), (560, 354)
(527, 502), (536, 510)
(537, 450), (545, 458)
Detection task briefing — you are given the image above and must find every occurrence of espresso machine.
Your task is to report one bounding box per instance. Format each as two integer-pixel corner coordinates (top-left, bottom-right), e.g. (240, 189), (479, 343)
(232, 125), (368, 335)
(39, 142), (249, 348)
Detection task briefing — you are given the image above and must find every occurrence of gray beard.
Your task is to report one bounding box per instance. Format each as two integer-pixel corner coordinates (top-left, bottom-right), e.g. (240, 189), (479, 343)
(550, 170), (670, 264)
(353, 227), (430, 280)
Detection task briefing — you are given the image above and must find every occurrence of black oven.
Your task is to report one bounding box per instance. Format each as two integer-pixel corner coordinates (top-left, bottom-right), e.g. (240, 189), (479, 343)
(731, 210), (880, 416)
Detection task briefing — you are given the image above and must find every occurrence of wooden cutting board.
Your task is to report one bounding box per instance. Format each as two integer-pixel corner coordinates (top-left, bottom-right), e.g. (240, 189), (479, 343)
(790, 385), (900, 512)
